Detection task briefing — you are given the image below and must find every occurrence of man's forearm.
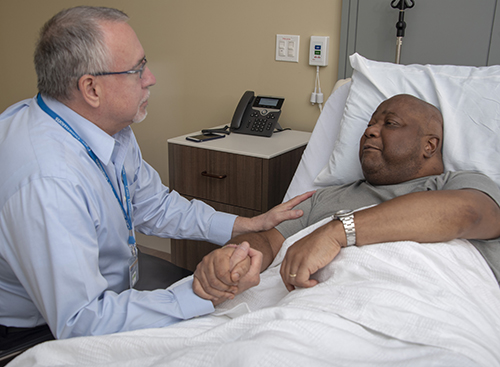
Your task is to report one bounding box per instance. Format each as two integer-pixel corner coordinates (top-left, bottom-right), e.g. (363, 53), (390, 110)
(352, 189), (500, 246)
(279, 188), (500, 291)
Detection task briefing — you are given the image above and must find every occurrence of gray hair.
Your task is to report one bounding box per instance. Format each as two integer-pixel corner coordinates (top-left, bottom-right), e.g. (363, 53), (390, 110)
(34, 6), (129, 101)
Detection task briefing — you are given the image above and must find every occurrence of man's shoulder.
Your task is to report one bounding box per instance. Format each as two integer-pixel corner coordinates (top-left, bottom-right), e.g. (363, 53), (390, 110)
(0, 98), (93, 198)
(0, 98), (32, 118)
(441, 170), (495, 184)
(437, 170), (500, 197)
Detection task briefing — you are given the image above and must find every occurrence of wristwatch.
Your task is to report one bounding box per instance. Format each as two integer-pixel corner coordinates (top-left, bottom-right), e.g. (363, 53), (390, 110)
(332, 209), (356, 247)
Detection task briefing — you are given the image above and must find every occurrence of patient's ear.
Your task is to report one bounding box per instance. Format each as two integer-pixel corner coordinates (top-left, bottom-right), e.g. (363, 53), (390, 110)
(77, 75), (101, 109)
(424, 136), (440, 158)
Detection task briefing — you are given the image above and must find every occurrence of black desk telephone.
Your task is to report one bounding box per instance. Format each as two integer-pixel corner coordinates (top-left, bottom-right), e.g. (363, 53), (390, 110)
(230, 91), (284, 137)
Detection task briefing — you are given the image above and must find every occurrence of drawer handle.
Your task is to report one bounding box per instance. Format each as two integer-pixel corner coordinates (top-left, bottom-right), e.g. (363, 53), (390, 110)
(201, 171), (227, 179)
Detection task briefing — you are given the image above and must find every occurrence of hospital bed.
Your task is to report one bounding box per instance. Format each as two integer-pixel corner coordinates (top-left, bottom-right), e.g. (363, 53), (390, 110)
(7, 54), (500, 367)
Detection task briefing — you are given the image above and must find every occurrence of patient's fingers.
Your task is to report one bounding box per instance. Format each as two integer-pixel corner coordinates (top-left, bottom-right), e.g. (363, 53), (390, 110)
(231, 246), (263, 293)
(280, 258), (318, 292)
(229, 242), (250, 270)
(279, 224), (342, 291)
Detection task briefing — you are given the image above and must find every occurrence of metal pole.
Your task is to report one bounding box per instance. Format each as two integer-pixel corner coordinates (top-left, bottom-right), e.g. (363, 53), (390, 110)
(391, 0), (415, 64)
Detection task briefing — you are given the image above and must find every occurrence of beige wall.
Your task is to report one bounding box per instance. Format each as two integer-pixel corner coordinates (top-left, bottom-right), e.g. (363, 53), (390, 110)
(0, 0), (342, 252)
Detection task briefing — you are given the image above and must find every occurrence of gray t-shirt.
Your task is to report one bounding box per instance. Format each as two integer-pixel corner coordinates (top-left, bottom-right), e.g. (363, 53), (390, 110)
(276, 171), (500, 285)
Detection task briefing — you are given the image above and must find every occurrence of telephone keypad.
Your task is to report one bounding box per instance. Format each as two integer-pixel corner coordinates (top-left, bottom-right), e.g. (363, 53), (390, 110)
(249, 110), (277, 133)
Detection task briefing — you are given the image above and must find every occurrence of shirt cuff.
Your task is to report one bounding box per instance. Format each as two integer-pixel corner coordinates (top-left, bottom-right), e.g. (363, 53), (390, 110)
(208, 212), (237, 245)
(170, 278), (214, 320)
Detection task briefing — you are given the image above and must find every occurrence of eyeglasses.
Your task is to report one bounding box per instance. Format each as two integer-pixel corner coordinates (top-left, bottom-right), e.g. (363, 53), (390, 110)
(93, 58), (147, 79)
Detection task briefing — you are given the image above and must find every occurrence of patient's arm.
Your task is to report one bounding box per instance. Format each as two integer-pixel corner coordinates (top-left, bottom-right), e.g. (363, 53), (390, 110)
(193, 229), (285, 303)
(281, 189), (500, 291)
(193, 191), (311, 304)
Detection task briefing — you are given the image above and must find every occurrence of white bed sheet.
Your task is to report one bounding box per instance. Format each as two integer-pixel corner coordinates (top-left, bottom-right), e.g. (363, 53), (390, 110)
(9, 218), (500, 367)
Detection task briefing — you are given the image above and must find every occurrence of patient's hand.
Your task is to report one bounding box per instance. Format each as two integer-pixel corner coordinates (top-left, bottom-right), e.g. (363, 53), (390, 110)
(193, 242), (262, 306)
(280, 221), (343, 292)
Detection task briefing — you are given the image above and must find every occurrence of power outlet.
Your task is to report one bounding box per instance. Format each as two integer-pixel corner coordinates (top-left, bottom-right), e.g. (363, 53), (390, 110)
(309, 36), (329, 66)
(275, 34), (300, 63)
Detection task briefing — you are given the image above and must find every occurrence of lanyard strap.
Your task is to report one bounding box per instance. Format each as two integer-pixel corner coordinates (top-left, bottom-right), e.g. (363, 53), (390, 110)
(36, 94), (137, 255)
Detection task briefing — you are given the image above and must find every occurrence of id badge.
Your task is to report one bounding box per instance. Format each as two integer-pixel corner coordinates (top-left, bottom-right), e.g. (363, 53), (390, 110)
(128, 256), (139, 288)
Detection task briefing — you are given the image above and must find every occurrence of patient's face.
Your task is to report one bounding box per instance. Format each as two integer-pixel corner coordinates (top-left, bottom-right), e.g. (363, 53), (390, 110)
(359, 95), (429, 185)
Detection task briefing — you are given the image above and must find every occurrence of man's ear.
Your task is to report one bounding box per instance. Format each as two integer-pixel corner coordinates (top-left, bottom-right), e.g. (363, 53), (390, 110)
(424, 136), (441, 158)
(77, 75), (101, 108)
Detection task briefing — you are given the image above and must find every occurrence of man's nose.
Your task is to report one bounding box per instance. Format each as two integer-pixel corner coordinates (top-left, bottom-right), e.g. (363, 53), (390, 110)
(364, 123), (380, 137)
(142, 66), (156, 87)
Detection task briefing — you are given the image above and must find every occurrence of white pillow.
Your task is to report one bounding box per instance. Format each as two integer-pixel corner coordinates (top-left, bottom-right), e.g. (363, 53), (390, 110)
(284, 81), (350, 201)
(314, 53), (500, 188)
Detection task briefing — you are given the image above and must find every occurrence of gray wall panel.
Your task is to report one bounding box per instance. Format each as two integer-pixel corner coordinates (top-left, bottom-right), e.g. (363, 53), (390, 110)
(339, 0), (499, 79)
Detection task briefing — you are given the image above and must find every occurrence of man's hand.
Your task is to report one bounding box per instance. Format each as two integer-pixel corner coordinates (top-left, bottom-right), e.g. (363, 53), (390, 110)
(232, 191), (314, 237)
(280, 221), (343, 292)
(193, 242), (262, 306)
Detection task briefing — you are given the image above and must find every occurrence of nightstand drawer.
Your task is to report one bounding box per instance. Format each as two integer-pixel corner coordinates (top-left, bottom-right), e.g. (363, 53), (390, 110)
(169, 144), (264, 211)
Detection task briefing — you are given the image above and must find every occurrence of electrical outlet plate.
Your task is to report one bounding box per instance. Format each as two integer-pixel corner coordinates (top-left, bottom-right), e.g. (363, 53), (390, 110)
(275, 34), (300, 63)
(309, 36), (329, 66)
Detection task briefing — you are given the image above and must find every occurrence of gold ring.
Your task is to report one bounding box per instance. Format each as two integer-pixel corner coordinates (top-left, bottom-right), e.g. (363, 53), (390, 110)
(289, 273), (297, 278)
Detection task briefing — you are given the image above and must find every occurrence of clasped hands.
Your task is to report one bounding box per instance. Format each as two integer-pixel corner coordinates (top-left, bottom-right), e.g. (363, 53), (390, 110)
(193, 241), (261, 306)
(193, 220), (344, 305)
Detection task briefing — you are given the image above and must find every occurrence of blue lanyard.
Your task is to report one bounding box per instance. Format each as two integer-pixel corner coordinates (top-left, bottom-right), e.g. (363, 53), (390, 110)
(36, 94), (137, 256)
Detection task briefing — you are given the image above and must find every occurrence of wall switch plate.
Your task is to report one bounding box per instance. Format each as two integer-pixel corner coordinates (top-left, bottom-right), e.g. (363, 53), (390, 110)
(275, 34), (300, 63)
(309, 36), (329, 66)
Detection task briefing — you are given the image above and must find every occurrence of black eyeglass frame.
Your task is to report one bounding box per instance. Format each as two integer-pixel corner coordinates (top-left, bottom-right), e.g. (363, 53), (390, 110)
(92, 58), (147, 79)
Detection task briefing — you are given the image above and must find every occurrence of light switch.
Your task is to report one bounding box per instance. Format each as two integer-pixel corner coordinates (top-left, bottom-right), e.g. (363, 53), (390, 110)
(276, 34), (300, 63)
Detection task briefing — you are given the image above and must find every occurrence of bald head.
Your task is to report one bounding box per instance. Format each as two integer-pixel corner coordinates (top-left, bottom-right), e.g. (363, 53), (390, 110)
(396, 94), (443, 140)
(359, 94), (444, 185)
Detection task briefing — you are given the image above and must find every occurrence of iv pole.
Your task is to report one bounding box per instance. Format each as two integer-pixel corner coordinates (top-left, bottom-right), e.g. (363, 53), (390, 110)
(391, 0), (415, 64)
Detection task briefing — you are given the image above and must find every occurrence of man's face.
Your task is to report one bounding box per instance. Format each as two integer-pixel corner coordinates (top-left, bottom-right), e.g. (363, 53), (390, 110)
(98, 22), (156, 135)
(358, 96), (429, 185)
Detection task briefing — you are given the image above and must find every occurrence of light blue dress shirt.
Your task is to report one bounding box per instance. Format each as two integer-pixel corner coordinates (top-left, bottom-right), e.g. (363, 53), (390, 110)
(0, 96), (236, 339)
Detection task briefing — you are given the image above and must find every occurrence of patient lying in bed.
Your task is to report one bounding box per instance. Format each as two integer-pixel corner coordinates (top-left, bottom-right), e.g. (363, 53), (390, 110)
(10, 94), (500, 367)
(189, 94), (500, 365)
(194, 93), (500, 302)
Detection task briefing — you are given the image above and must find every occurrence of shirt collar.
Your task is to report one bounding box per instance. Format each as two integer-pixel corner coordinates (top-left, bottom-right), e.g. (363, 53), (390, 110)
(40, 95), (132, 166)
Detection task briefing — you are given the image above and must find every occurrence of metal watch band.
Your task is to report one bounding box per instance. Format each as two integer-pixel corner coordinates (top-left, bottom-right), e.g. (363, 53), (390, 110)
(333, 211), (356, 247)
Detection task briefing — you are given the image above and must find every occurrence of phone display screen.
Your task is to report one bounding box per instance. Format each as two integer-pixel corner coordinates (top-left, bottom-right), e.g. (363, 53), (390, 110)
(253, 96), (284, 110)
(259, 98), (279, 107)
(186, 133), (225, 143)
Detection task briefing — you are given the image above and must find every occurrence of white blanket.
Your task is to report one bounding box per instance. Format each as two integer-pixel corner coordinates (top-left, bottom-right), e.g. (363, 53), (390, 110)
(10, 219), (500, 367)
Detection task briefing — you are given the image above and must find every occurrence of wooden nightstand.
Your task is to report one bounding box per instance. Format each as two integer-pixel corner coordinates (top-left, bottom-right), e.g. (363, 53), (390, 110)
(167, 129), (311, 271)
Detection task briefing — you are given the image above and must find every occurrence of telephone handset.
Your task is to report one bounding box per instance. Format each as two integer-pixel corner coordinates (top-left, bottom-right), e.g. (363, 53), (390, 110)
(230, 91), (284, 137)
